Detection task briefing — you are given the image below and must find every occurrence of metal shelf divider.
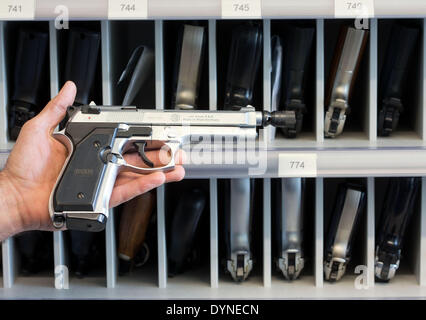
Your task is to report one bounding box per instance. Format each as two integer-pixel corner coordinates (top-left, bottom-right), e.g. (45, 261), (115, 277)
(155, 20), (167, 289)
(49, 21), (67, 283)
(315, 177), (324, 287)
(101, 20), (118, 289)
(262, 19), (272, 288)
(369, 19), (378, 142)
(366, 177), (375, 288)
(316, 19), (324, 143)
(208, 19), (219, 289)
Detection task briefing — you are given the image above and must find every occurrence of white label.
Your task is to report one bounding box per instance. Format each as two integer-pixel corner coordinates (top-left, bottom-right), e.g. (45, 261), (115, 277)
(221, 0), (262, 19)
(335, 0), (375, 18)
(278, 153), (317, 178)
(108, 0), (148, 20)
(0, 0), (35, 20)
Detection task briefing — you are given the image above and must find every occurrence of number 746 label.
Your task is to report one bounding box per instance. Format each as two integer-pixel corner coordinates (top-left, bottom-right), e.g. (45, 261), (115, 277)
(279, 153), (318, 177)
(0, 0), (35, 20)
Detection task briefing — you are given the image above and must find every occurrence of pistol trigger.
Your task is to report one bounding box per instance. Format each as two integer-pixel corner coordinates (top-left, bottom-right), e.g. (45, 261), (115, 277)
(134, 142), (154, 168)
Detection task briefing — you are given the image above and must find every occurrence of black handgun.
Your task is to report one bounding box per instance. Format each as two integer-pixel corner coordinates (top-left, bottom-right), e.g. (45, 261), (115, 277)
(168, 188), (207, 276)
(378, 24), (419, 136)
(9, 29), (48, 140)
(375, 177), (420, 281)
(224, 24), (262, 111)
(64, 29), (100, 106)
(280, 26), (314, 138)
(15, 231), (52, 275)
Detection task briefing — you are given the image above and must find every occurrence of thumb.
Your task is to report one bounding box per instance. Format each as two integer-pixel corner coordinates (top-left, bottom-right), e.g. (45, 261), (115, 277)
(37, 81), (77, 130)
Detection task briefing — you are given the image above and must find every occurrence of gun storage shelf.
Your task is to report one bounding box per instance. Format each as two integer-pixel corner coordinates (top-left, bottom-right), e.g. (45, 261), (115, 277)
(1, 13), (426, 299)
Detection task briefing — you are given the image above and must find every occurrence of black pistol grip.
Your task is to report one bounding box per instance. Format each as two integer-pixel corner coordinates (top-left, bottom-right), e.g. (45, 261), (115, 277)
(281, 26), (314, 138)
(9, 29), (49, 140)
(224, 24), (262, 111)
(282, 26), (314, 109)
(168, 188), (207, 276)
(53, 127), (118, 232)
(64, 29), (101, 105)
(377, 178), (420, 251)
(380, 24), (419, 102)
(378, 24), (419, 136)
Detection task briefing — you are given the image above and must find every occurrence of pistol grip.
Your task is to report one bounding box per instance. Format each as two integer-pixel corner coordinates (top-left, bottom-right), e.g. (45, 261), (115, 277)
(50, 128), (119, 232)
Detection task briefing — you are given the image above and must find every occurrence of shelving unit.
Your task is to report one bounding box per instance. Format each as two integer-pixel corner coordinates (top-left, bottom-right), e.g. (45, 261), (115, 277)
(0, 0), (426, 299)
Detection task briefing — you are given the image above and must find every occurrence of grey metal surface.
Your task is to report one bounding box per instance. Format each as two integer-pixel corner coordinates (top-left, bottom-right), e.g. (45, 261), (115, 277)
(315, 178), (324, 288)
(175, 25), (205, 110)
(316, 19), (324, 142)
(278, 178), (304, 279)
(102, 20), (117, 289)
(369, 19), (377, 142)
(227, 178), (253, 281)
(155, 20), (167, 289)
(208, 19), (219, 289)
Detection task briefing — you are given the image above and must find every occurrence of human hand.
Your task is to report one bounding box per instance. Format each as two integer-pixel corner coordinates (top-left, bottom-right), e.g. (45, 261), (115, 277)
(0, 81), (185, 240)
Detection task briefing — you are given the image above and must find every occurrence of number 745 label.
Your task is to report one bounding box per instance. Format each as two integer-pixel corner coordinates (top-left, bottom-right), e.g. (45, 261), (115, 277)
(0, 0), (35, 20)
(222, 0), (262, 19)
(279, 153), (318, 177)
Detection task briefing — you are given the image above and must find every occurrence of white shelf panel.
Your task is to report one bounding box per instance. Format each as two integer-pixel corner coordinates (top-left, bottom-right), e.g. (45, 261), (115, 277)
(2, 1), (421, 20)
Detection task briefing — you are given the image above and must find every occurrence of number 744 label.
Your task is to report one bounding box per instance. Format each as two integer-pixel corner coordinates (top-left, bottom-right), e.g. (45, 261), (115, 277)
(108, 0), (148, 19)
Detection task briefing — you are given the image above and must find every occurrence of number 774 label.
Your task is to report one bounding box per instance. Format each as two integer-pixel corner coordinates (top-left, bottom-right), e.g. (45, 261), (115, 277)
(279, 153), (318, 177)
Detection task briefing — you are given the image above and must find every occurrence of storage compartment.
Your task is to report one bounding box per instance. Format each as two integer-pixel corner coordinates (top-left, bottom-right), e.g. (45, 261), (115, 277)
(12, 231), (53, 287)
(163, 21), (209, 110)
(165, 180), (210, 286)
(216, 20), (263, 111)
(324, 20), (370, 141)
(115, 193), (159, 288)
(270, 20), (317, 141)
(271, 178), (316, 286)
(2, 21), (50, 144)
(323, 178), (368, 285)
(218, 178), (263, 286)
(56, 21), (103, 105)
(63, 230), (106, 287)
(377, 19), (423, 141)
(110, 21), (156, 108)
(374, 177), (422, 287)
